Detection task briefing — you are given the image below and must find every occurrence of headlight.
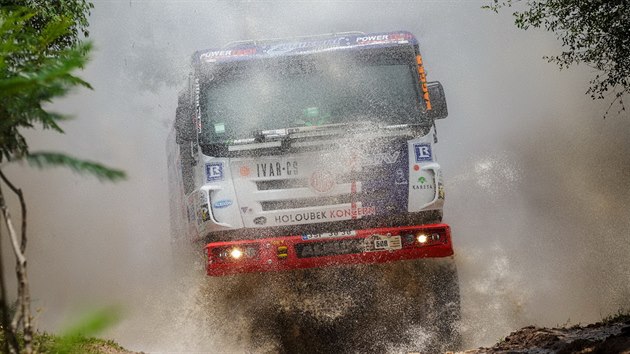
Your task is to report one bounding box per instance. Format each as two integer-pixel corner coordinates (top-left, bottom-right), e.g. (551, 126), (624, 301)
(230, 248), (243, 259)
(211, 244), (258, 261)
(417, 233), (428, 244)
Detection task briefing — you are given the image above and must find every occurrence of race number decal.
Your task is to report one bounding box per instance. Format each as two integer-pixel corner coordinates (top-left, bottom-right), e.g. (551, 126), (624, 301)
(364, 234), (402, 252)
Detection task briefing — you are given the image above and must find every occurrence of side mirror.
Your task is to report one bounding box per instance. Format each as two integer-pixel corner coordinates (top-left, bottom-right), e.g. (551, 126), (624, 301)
(426, 81), (448, 119)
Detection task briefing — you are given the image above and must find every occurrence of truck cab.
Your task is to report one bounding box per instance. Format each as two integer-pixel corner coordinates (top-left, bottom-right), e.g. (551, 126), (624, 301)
(168, 30), (453, 277)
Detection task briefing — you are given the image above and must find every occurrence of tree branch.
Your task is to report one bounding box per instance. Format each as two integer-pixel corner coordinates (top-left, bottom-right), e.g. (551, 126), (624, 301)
(0, 170), (26, 253)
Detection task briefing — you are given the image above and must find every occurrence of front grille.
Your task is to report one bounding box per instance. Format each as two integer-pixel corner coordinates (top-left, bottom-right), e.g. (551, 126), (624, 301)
(295, 238), (364, 258)
(260, 194), (354, 211)
(256, 179), (309, 190)
(255, 174), (360, 191)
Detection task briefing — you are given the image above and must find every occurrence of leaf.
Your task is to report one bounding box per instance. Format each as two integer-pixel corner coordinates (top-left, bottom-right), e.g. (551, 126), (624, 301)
(484, 0), (629, 117)
(53, 306), (122, 354)
(26, 152), (126, 182)
(0, 9), (95, 162)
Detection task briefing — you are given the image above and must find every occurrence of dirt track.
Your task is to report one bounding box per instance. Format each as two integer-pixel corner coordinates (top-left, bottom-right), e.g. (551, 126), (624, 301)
(457, 316), (630, 354)
(95, 316), (630, 354)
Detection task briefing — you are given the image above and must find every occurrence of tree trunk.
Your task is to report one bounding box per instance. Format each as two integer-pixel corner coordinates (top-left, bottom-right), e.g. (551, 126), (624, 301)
(0, 173), (33, 354)
(0, 226), (19, 354)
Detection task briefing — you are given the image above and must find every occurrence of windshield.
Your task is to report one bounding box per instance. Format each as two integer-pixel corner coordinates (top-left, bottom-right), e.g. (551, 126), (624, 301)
(199, 47), (425, 143)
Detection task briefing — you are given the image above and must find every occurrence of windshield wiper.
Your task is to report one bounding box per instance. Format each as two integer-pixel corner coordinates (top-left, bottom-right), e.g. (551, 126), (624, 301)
(214, 120), (428, 153)
(252, 121), (381, 142)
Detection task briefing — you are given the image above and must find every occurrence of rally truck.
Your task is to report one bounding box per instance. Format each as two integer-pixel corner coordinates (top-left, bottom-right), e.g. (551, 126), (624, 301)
(167, 30), (460, 352)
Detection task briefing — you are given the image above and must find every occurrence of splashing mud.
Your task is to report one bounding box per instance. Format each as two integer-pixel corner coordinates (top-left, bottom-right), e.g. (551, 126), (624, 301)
(108, 255), (459, 353)
(3, 1), (629, 353)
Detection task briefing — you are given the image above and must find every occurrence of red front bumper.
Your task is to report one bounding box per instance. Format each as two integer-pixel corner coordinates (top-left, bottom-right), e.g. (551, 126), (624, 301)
(205, 223), (453, 276)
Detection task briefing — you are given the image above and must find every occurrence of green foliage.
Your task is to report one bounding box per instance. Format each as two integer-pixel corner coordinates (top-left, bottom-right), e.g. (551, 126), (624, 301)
(0, 6), (125, 182)
(0, 307), (125, 353)
(0, 11), (89, 158)
(27, 152), (126, 182)
(52, 307), (122, 354)
(0, 2), (125, 352)
(484, 0), (629, 115)
(0, 0), (94, 53)
(0, 8), (89, 159)
(1, 328), (129, 354)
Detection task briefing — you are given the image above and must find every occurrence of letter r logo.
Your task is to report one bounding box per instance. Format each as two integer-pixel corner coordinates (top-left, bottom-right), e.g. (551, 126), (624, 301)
(206, 162), (224, 182)
(413, 143), (432, 162)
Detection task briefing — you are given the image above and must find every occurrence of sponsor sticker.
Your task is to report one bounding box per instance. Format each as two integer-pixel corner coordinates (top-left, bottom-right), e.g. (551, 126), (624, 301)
(413, 185), (433, 190)
(214, 123), (225, 134)
(213, 199), (232, 209)
(355, 34), (389, 44)
(196, 32), (415, 64)
(413, 176), (433, 190)
(199, 204), (210, 223)
(206, 162), (224, 182)
(275, 211), (328, 224)
(413, 143), (432, 162)
(329, 206), (376, 219)
(256, 161), (298, 178)
(253, 216), (267, 225)
(264, 37), (350, 56)
(362, 151), (400, 166)
(395, 168), (407, 185)
(199, 48), (256, 62)
(197, 192), (209, 224)
(274, 207), (376, 225)
(239, 165), (251, 177)
(310, 170), (335, 193)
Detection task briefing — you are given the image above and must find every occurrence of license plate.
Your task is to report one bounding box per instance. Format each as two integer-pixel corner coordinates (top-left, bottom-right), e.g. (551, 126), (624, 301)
(295, 238), (364, 258)
(302, 230), (357, 241)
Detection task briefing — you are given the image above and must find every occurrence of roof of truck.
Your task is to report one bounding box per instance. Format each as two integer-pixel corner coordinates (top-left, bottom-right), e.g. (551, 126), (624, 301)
(192, 30), (418, 65)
